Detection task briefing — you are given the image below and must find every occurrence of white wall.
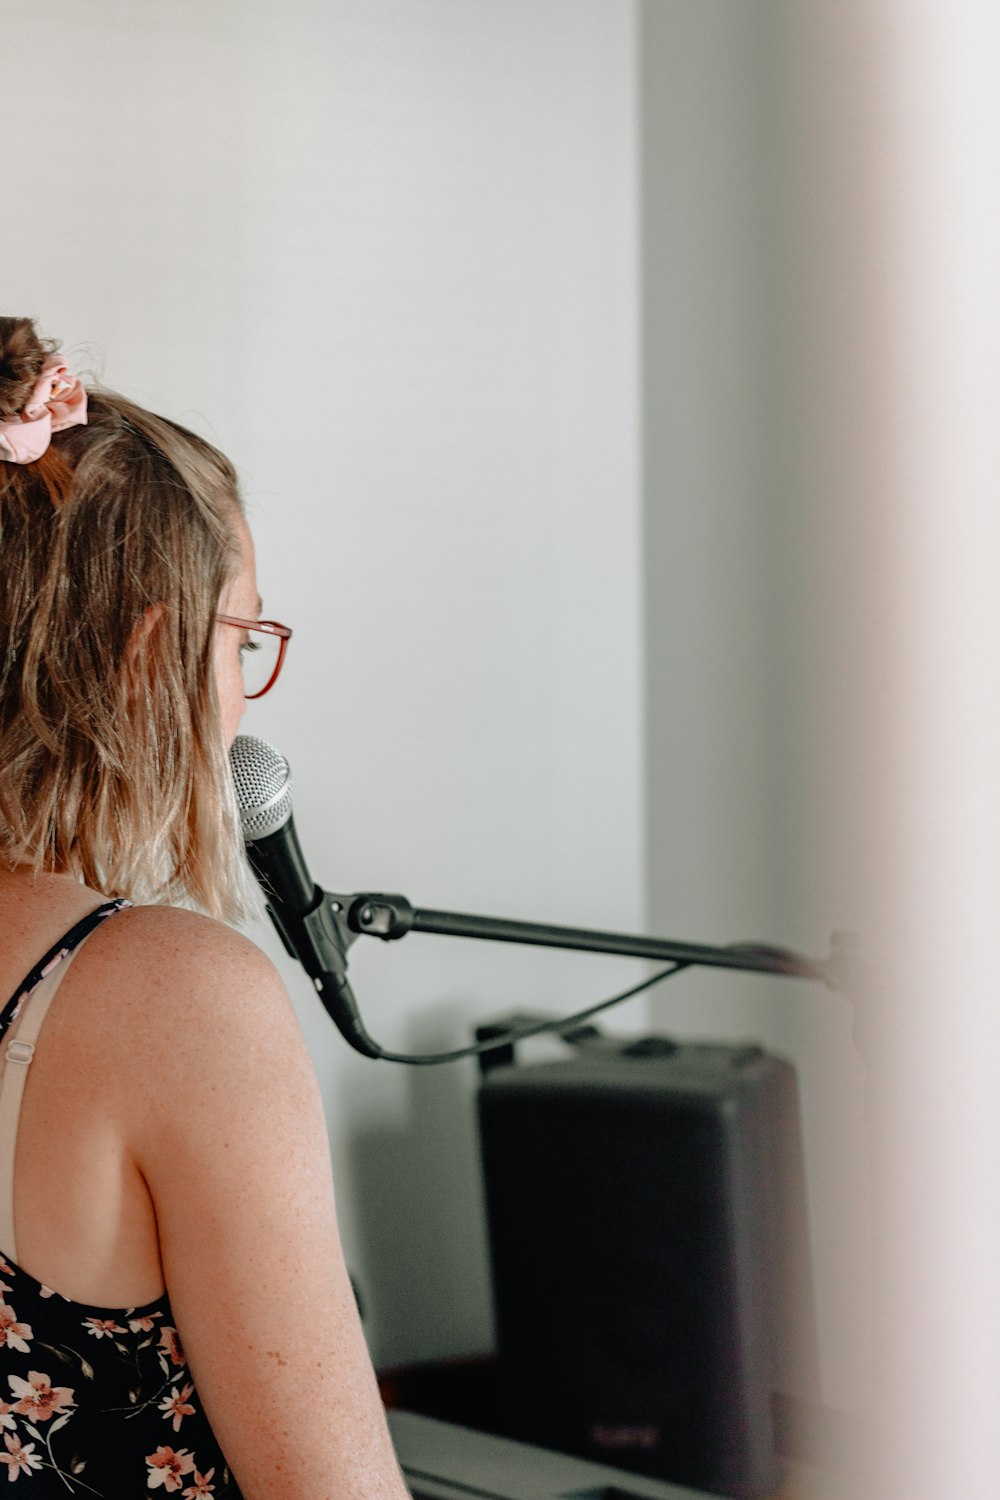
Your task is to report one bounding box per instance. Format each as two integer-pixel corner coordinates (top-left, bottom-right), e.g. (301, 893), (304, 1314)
(5, 0), (643, 1368)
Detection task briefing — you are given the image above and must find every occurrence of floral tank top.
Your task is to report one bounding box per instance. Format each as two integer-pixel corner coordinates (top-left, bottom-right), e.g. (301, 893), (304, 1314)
(0, 901), (243, 1496)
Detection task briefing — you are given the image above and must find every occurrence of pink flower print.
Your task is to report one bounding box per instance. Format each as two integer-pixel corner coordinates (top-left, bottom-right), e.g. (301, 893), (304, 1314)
(6, 997), (28, 1028)
(145, 1446), (196, 1491)
(39, 949), (69, 980)
(0, 1403), (13, 1433)
(0, 1432), (42, 1479)
(37, 1285), (54, 1299)
(0, 1259), (13, 1277)
(0, 1305), (32, 1354)
(82, 1316), (126, 1339)
(159, 1326), (187, 1366)
(129, 1311), (162, 1333)
(8, 1371), (75, 1423)
(159, 1383), (195, 1433)
(183, 1469), (216, 1499)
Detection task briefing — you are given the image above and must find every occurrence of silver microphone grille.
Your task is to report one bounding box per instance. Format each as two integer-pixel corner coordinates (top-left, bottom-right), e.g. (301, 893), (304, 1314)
(229, 734), (293, 841)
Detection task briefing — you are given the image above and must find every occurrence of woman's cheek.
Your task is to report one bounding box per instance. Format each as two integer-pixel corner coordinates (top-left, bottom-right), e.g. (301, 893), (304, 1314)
(214, 636), (245, 748)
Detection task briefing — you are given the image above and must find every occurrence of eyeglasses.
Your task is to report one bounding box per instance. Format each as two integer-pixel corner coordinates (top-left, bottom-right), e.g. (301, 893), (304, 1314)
(216, 614), (293, 700)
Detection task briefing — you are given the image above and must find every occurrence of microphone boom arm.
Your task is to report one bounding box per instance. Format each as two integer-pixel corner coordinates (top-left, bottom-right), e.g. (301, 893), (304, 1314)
(265, 882), (853, 1063)
(332, 891), (843, 988)
(230, 738), (852, 1063)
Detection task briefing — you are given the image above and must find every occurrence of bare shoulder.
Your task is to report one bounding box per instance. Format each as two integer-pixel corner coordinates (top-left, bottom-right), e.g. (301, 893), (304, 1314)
(79, 902), (290, 1027)
(86, 901), (279, 991)
(69, 903), (308, 1112)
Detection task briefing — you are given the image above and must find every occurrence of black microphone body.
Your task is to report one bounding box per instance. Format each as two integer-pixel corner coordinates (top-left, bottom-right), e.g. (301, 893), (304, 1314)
(244, 817), (316, 935)
(231, 736), (381, 1058)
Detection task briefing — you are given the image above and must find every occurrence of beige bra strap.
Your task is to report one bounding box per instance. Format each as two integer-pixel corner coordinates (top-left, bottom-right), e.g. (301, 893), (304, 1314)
(0, 945), (86, 1263)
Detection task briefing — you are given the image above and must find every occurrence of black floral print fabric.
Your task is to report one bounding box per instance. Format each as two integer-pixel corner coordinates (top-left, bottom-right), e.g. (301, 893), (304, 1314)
(0, 902), (242, 1496)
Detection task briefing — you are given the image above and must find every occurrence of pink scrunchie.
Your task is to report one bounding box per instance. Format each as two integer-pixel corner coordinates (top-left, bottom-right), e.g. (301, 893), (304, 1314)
(0, 354), (88, 464)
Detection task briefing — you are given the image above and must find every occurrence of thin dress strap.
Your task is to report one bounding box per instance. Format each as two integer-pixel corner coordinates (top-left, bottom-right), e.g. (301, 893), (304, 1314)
(0, 899), (131, 1041)
(0, 899), (131, 1261)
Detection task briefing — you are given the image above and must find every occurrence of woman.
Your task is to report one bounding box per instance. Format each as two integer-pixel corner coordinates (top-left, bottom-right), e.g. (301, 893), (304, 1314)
(0, 317), (409, 1496)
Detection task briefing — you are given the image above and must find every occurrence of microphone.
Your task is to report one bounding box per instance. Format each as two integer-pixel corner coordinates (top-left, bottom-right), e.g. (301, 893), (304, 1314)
(229, 740), (828, 1069)
(229, 735), (381, 1058)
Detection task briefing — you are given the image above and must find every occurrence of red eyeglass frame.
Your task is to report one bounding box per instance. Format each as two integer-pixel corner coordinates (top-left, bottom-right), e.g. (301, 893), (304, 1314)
(216, 614), (293, 700)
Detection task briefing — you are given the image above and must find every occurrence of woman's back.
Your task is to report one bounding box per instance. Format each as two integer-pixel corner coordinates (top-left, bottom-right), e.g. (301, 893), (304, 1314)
(0, 883), (236, 1492)
(0, 873), (409, 1497)
(0, 876), (166, 1312)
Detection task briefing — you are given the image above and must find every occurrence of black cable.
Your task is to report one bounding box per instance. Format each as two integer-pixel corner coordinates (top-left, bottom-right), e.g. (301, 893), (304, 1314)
(360, 960), (693, 1066)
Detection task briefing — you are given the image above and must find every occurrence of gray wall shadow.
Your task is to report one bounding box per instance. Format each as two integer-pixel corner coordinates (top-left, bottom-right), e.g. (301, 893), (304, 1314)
(346, 999), (498, 1370)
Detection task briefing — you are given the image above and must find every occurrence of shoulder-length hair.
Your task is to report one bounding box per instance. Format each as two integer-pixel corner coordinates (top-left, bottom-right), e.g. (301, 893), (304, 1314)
(0, 317), (255, 921)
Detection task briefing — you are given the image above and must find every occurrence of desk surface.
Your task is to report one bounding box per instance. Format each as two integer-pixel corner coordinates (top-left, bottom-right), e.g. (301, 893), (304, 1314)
(387, 1409), (853, 1500)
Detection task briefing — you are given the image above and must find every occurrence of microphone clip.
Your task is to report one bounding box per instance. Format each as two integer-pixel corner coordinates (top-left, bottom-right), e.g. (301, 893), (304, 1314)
(267, 888), (358, 981)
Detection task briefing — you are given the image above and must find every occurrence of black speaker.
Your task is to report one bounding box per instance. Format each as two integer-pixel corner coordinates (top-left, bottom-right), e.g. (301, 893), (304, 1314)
(476, 1022), (819, 1499)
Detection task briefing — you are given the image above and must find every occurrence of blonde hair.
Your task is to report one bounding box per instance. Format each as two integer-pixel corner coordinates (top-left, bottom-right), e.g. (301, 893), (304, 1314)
(0, 316), (256, 921)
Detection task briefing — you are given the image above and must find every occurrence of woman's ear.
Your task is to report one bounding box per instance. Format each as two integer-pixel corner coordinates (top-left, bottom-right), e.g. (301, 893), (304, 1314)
(124, 602), (167, 696)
